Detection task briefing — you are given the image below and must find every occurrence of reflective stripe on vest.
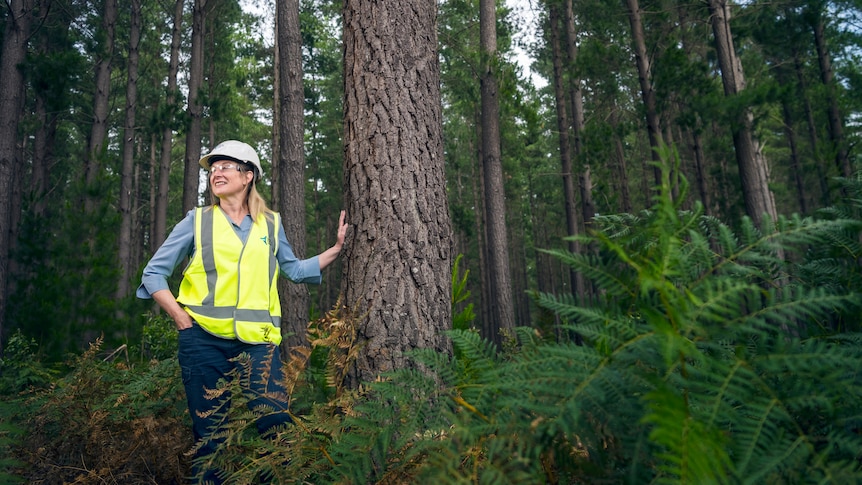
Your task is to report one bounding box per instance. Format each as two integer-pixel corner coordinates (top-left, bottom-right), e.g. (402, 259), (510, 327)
(177, 206), (282, 345)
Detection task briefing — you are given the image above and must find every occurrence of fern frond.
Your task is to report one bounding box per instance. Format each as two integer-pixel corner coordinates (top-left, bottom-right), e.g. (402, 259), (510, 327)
(527, 157), (862, 483)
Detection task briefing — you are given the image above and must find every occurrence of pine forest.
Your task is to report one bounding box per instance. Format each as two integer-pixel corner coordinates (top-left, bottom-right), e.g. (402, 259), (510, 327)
(1, 0), (861, 483)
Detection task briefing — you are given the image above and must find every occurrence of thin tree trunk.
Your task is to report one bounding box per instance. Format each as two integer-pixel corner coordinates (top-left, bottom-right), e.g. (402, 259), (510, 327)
(276, 0), (311, 350)
(794, 53), (829, 206)
(691, 128), (712, 214)
(612, 105), (632, 212)
(615, 137), (632, 213)
(31, 0), (61, 219)
(182, 0), (206, 214)
(155, 0), (184, 247)
(674, 0), (710, 214)
(32, 94), (54, 218)
(548, 2), (584, 301)
(510, 207), (531, 326)
(342, 0), (453, 385)
(132, 144), (143, 277)
(811, 12), (850, 179)
(782, 101), (807, 214)
(84, 0), (118, 214)
(777, 66), (808, 214)
(149, 135), (157, 251)
(479, 0), (515, 339)
(625, 0), (663, 187)
(708, 0), (777, 227)
(563, 0), (596, 230)
(116, 0), (141, 301)
(0, 0), (32, 353)
(474, 135), (492, 339)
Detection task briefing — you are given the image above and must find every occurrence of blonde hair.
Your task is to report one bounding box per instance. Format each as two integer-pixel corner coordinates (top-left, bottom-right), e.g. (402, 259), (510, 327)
(210, 167), (273, 223)
(247, 184), (273, 222)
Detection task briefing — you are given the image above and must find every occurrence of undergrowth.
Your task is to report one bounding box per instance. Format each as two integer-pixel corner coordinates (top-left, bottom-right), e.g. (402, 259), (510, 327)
(180, 162), (862, 483)
(3, 163), (862, 484)
(1, 327), (191, 484)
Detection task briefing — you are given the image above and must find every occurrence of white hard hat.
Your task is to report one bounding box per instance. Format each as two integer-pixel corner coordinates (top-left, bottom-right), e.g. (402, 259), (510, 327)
(199, 140), (263, 180)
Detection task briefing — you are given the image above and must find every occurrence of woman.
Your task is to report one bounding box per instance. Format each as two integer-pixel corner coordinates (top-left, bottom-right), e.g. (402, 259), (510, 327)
(137, 140), (347, 482)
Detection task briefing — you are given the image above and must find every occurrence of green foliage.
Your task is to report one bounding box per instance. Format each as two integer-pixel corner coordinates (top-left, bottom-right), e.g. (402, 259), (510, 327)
(526, 164), (862, 482)
(7, 163), (862, 483)
(0, 401), (26, 484)
(274, 159), (861, 483)
(141, 312), (180, 361)
(452, 253), (477, 331)
(0, 330), (58, 394)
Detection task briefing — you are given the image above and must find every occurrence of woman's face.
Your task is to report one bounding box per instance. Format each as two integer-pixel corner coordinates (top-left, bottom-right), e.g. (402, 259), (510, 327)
(209, 160), (253, 199)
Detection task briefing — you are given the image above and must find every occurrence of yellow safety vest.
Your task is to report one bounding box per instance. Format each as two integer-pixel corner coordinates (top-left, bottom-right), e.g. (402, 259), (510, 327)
(177, 206), (283, 345)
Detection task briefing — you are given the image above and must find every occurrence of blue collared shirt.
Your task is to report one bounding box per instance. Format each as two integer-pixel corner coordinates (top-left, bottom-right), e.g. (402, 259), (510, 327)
(136, 208), (321, 299)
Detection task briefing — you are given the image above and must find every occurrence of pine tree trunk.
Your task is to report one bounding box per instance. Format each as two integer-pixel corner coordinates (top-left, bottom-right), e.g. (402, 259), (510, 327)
(0, 0), (32, 352)
(155, 0), (184, 247)
(548, 2), (584, 301)
(479, 0), (515, 339)
(811, 14), (850, 180)
(475, 145), (493, 339)
(691, 129), (712, 214)
(84, 0), (118, 214)
(275, 0), (311, 350)
(31, 0), (64, 219)
(512, 218), (531, 326)
(625, 0), (663, 187)
(777, 66), (808, 214)
(32, 95), (56, 218)
(708, 0), (777, 227)
(782, 101), (807, 214)
(794, 54), (829, 206)
(563, 0), (595, 231)
(612, 106), (633, 212)
(342, 0), (453, 385)
(116, 0), (141, 301)
(183, 0), (206, 214)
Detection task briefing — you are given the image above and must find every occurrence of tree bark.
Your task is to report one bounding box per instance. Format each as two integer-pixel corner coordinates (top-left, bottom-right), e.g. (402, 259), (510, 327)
(31, 0), (64, 219)
(182, 0), (206, 214)
(116, 0), (141, 301)
(811, 12), (850, 180)
(611, 105), (633, 212)
(479, 0), (515, 340)
(563, 0), (595, 232)
(342, 0), (453, 385)
(32, 94), (53, 218)
(777, 66), (808, 214)
(548, 2), (584, 301)
(155, 0), (184, 248)
(794, 53), (829, 206)
(625, 0), (663, 187)
(691, 129), (712, 214)
(83, 0), (118, 214)
(707, 0), (777, 227)
(0, 0), (32, 353)
(474, 141), (492, 339)
(275, 0), (311, 350)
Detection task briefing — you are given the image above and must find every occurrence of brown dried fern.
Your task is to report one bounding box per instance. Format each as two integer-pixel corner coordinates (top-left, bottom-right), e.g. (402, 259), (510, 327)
(306, 296), (367, 399)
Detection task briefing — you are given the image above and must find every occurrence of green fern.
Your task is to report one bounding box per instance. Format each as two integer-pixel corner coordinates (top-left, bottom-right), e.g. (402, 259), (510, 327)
(522, 160), (862, 483)
(147, 164), (862, 484)
(452, 254), (477, 331)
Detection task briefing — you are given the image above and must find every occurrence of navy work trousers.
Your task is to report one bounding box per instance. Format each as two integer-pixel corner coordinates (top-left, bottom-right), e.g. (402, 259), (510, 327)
(178, 323), (292, 483)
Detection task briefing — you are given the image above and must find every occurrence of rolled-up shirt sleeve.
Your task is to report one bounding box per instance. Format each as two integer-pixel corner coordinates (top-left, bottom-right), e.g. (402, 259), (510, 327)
(136, 210), (196, 299)
(277, 222), (322, 284)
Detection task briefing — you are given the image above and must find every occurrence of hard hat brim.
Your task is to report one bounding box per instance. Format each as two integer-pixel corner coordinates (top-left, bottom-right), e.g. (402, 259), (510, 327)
(199, 153), (245, 170)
